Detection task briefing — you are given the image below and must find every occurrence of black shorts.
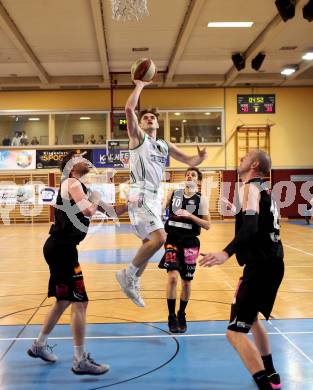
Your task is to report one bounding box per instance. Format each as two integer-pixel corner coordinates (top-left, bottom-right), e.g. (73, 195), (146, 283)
(228, 258), (284, 333)
(43, 236), (88, 302)
(158, 235), (200, 281)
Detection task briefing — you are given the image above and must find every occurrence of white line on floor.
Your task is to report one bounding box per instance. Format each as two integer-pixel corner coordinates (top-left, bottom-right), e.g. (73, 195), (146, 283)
(269, 321), (313, 365)
(1, 265), (313, 274)
(1, 331), (313, 342)
(224, 281), (233, 289)
(284, 244), (313, 257)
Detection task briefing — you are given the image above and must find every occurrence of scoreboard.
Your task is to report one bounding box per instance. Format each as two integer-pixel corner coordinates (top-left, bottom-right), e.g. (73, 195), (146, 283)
(237, 94), (275, 114)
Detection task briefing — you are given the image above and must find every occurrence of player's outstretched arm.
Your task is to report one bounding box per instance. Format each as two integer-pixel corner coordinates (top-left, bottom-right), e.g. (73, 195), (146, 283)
(168, 143), (207, 166)
(97, 201), (127, 218)
(199, 251), (229, 267)
(200, 183), (261, 265)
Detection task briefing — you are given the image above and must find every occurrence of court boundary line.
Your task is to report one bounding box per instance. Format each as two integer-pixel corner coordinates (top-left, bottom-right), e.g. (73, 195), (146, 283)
(224, 281), (233, 289)
(2, 330), (313, 342)
(284, 243), (313, 257)
(0, 295), (47, 362)
(1, 264), (313, 274)
(269, 321), (313, 365)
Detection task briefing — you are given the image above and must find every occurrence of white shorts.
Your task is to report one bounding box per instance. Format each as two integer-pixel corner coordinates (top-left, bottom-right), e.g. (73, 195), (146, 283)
(128, 197), (164, 240)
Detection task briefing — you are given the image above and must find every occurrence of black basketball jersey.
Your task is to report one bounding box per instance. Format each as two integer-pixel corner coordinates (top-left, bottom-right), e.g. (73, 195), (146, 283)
(234, 178), (284, 266)
(49, 179), (90, 244)
(165, 189), (202, 237)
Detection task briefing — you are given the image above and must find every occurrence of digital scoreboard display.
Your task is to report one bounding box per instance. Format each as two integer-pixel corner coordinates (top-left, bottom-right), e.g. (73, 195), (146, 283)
(237, 94), (275, 114)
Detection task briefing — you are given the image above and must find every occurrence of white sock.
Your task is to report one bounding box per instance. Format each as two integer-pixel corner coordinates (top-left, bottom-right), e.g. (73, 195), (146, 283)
(37, 331), (49, 346)
(74, 345), (85, 360)
(126, 263), (140, 277)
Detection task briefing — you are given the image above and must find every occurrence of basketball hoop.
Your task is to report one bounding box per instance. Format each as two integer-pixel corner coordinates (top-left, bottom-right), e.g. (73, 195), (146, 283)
(111, 0), (149, 21)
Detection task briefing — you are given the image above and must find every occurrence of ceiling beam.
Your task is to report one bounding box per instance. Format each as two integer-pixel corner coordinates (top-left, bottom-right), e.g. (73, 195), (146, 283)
(0, 71), (310, 89)
(223, 15), (283, 86)
(223, 0), (308, 87)
(0, 1), (50, 84)
(234, 73), (284, 83)
(90, 0), (110, 83)
(0, 74), (165, 89)
(170, 74), (224, 86)
(172, 74), (224, 82)
(0, 76), (103, 88)
(164, 0), (206, 86)
(51, 75), (104, 85)
(281, 62), (313, 85)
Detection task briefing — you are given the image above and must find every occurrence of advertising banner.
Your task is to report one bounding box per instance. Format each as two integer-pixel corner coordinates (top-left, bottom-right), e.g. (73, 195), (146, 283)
(0, 184), (35, 205)
(0, 150), (36, 170)
(38, 186), (58, 205)
(92, 149), (130, 169)
(36, 149), (92, 169)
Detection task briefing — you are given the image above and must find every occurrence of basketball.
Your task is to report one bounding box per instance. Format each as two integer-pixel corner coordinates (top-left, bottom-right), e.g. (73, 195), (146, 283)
(131, 58), (157, 82)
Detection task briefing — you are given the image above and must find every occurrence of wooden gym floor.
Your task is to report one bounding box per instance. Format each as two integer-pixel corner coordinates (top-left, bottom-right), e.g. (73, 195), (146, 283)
(0, 221), (313, 390)
(0, 220), (312, 326)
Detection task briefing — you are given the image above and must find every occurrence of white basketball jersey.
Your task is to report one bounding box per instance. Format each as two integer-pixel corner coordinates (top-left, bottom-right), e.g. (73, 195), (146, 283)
(129, 134), (168, 191)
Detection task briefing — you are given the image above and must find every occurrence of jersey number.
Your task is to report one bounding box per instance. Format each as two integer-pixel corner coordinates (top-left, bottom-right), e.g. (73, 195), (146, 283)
(173, 197), (182, 208)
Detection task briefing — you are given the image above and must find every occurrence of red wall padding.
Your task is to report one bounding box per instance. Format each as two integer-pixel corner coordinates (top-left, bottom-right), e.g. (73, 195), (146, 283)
(222, 169), (313, 218)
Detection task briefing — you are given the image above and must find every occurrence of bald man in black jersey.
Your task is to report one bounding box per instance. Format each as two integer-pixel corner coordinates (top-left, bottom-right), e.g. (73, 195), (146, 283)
(200, 150), (284, 390)
(27, 151), (115, 375)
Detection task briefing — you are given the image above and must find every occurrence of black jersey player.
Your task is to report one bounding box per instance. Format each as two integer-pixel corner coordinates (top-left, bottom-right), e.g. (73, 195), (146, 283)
(159, 167), (210, 333)
(200, 150), (284, 390)
(27, 151), (112, 375)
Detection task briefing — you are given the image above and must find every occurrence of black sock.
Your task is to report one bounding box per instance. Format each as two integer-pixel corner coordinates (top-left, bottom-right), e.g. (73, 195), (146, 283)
(167, 299), (176, 315)
(262, 354), (276, 376)
(252, 370), (272, 390)
(178, 299), (188, 314)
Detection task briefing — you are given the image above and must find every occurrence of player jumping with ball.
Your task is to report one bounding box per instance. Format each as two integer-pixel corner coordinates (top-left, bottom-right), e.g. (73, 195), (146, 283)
(116, 78), (207, 307)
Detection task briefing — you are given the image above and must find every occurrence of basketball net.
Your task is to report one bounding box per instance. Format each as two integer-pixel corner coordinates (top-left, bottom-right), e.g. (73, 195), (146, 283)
(111, 0), (149, 21)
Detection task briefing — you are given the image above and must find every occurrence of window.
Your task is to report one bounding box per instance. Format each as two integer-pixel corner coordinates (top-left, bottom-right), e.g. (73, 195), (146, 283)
(0, 109), (224, 147)
(112, 112), (128, 140)
(55, 113), (107, 145)
(0, 114), (49, 146)
(169, 111), (223, 144)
